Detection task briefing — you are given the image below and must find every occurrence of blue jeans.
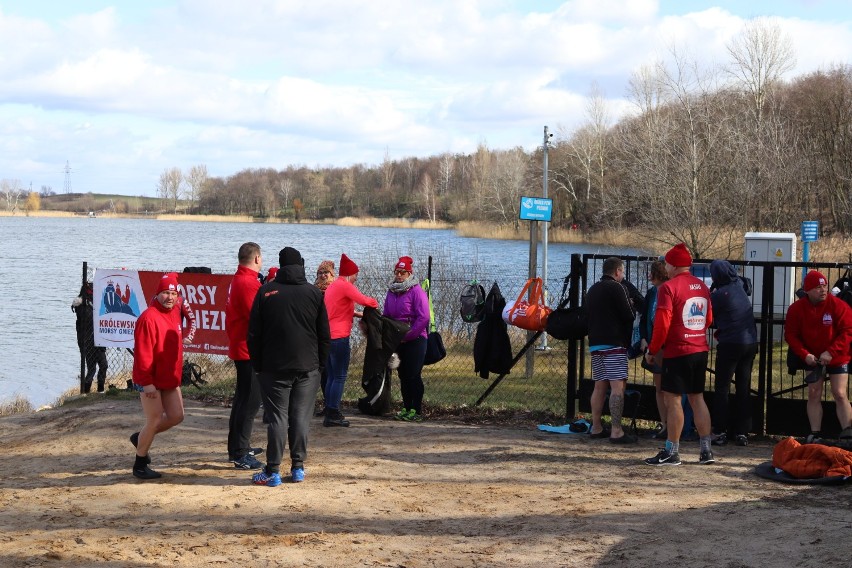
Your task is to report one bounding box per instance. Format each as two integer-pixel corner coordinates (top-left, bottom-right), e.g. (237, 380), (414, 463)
(324, 337), (351, 411)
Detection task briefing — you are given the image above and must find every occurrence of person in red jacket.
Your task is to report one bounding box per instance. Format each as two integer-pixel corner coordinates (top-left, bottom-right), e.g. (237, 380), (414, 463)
(322, 253), (378, 427)
(226, 242), (265, 469)
(785, 270), (852, 443)
(130, 273), (186, 480)
(643, 243), (715, 467)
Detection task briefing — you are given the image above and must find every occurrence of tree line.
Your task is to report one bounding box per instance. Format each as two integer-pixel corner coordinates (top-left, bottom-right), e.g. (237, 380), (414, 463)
(6, 20), (850, 257)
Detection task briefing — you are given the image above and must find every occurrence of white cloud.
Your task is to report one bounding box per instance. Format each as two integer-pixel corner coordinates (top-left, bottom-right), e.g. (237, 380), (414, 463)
(0, 1), (849, 195)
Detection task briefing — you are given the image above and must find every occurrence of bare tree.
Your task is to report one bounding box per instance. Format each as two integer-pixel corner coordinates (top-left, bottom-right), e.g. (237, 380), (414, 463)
(185, 164), (208, 207)
(726, 17), (796, 228)
(485, 148), (530, 227)
(156, 167), (184, 213)
(419, 172), (437, 222)
(437, 153), (453, 196)
(0, 179), (23, 212)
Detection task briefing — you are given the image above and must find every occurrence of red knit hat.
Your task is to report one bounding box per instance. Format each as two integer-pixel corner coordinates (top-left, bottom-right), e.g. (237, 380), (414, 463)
(156, 272), (179, 294)
(664, 243), (692, 267)
(339, 253), (359, 277)
(803, 270), (827, 292)
(395, 256), (413, 272)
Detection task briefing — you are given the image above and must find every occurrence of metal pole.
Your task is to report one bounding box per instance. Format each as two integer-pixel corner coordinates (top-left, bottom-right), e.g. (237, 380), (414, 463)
(540, 125), (550, 350)
(526, 220), (538, 377)
(80, 261), (87, 394)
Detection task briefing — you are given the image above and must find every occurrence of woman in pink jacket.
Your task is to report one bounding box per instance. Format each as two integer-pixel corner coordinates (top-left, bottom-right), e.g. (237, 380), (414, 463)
(322, 254), (378, 427)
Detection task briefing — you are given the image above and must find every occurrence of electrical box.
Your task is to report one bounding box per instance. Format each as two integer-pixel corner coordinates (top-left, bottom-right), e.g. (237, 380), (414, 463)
(744, 232), (797, 316)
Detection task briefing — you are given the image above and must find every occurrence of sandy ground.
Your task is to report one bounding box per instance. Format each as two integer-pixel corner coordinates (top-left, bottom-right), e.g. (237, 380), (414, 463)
(1, 397), (850, 568)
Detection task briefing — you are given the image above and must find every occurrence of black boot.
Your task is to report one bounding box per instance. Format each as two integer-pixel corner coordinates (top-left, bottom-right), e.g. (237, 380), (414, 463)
(323, 408), (350, 427)
(82, 381), (92, 394)
(97, 380), (105, 393)
(132, 455), (160, 479)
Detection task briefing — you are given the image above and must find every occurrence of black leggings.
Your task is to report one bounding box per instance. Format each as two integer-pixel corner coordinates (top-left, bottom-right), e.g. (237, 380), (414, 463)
(397, 337), (427, 414)
(712, 342), (758, 435)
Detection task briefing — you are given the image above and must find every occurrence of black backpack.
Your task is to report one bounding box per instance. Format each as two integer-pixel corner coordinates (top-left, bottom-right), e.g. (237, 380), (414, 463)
(459, 280), (486, 323)
(181, 361), (207, 388)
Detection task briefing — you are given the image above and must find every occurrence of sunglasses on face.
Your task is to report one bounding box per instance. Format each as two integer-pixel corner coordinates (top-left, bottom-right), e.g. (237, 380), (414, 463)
(394, 269), (409, 275)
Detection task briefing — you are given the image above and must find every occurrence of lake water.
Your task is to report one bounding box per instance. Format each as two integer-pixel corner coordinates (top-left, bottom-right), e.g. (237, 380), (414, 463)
(0, 216), (645, 407)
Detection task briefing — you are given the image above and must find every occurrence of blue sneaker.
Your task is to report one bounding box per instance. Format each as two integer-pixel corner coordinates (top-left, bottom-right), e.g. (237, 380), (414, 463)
(252, 470), (281, 487)
(234, 454), (264, 470)
(290, 467), (305, 483)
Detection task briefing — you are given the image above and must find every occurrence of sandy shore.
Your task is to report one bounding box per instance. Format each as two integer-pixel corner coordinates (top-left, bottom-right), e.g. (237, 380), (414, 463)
(0, 397), (849, 567)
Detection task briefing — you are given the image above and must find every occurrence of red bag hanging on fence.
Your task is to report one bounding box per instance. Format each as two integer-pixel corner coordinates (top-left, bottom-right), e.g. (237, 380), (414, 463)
(501, 277), (552, 332)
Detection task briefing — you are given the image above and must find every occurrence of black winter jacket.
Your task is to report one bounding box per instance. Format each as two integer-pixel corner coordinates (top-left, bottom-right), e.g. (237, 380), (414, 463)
(473, 282), (513, 379)
(247, 263), (331, 373)
(585, 275), (636, 347)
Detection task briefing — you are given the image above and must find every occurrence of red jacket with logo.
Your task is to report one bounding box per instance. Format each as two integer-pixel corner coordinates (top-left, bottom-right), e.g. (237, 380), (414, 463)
(648, 271), (713, 358)
(785, 294), (852, 365)
(226, 265), (261, 360)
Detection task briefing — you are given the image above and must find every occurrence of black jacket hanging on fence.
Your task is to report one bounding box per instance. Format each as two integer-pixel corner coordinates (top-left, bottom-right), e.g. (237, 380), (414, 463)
(358, 307), (411, 415)
(473, 282), (513, 379)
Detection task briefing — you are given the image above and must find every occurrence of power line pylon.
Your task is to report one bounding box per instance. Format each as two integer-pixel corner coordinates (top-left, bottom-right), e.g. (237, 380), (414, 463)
(63, 161), (72, 194)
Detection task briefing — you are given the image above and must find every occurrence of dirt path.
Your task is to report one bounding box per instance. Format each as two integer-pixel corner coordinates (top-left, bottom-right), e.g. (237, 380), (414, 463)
(0, 397), (849, 567)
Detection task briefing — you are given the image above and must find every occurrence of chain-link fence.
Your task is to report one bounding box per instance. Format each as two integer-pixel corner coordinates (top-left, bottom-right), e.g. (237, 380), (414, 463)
(78, 264), (574, 418)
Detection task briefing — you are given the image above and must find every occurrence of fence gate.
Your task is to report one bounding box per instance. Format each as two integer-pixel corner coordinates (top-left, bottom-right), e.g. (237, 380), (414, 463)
(569, 253), (852, 438)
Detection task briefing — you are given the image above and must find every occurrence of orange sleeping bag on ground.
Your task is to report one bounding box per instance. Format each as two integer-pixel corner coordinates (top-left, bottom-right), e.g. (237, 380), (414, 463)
(772, 437), (852, 479)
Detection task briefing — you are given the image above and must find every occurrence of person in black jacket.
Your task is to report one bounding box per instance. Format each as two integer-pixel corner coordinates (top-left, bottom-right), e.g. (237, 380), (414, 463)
(586, 257), (638, 443)
(709, 259), (757, 447)
(72, 282), (108, 393)
(247, 247), (331, 487)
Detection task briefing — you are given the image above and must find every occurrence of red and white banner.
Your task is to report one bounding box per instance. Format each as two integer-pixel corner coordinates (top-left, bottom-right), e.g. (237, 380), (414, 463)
(93, 269), (233, 355)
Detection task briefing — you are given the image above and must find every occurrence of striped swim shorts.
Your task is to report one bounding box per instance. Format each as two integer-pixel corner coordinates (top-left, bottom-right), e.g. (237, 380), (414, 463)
(591, 347), (628, 381)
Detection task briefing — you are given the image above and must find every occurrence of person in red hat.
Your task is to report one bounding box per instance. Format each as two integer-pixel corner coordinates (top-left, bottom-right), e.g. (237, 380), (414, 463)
(785, 270), (852, 443)
(643, 243), (715, 467)
(322, 253), (378, 427)
(130, 272), (187, 480)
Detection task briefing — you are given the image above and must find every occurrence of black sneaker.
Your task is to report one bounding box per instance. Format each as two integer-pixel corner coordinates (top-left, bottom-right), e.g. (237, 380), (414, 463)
(132, 465), (162, 480)
(699, 449), (716, 464)
(233, 454), (264, 470)
(650, 424), (667, 440)
(323, 409), (350, 427)
(711, 433), (728, 446)
(247, 447), (264, 457)
(644, 449), (681, 466)
(805, 433), (824, 444)
(735, 434), (749, 447)
(130, 432), (151, 465)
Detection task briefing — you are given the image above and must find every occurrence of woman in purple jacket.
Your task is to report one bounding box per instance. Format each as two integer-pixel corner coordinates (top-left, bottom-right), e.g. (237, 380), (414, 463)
(383, 256), (430, 421)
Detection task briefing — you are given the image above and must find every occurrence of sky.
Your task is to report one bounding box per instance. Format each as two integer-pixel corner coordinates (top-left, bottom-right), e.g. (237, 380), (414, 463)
(1, 0), (851, 197)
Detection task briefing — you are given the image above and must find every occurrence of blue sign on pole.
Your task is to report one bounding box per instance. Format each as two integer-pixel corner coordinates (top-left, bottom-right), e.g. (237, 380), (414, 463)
(519, 196), (553, 222)
(801, 221), (819, 243)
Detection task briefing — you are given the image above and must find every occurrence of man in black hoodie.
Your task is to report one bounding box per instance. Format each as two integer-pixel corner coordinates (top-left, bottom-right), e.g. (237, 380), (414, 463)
(247, 247), (330, 487)
(585, 257), (639, 443)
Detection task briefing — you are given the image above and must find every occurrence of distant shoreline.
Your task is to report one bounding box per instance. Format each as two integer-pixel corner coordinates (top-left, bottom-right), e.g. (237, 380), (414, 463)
(0, 210), (625, 247)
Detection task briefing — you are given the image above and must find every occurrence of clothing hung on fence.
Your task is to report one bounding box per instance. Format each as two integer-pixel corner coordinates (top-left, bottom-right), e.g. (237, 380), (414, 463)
(473, 282), (513, 380)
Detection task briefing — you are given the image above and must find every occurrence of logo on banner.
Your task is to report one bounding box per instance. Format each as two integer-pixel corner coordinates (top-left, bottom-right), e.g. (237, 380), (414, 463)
(100, 278), (141, 316)
(95, 271), (144, 346)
